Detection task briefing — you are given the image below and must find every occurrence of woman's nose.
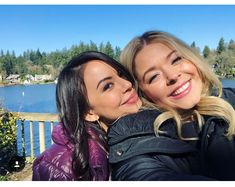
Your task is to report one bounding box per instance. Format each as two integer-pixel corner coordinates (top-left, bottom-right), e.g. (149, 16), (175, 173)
(166, 78), (177, 86)
(162, 66), (180, 86)
(120, 78), (132, 93)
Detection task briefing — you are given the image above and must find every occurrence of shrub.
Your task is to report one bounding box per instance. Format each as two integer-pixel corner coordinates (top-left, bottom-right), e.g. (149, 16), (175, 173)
(0, 111), (18, 148)
(0, 109), (19, 179)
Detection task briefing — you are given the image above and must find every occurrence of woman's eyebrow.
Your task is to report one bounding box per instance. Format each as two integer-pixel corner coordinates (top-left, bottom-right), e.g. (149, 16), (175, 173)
(96, 77), (112, 89)
(166, 50), (176, 60)
(143, 66), (155, 83)
(142, 50), (176, 83)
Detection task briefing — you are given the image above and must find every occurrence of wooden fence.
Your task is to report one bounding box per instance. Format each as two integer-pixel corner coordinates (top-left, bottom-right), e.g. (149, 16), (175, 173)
(14, 112), (59, 159)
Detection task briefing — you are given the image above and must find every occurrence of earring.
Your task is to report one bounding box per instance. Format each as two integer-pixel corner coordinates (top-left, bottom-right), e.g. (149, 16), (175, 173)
(97, 119), (108, 132)
(97, 119), (102, 128)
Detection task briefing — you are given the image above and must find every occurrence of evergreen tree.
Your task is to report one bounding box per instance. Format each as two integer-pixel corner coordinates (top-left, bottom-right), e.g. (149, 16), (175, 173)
(23, 50), (31, 60)
(104, 42), (114, 58)
(228, 39), (235, 51)
(216, 37), (226, 54)
(2, 51), (14, 76)
(15, 55), (28, 75)
(190, 41), (196, 48)
(30, 49), (43, 66)
(190, 41), (200, 53)
(0, 50), (4, 56)
(12, 51), (16, 58)
(89, 41), (98, 51)
(114, 46), (121, 61)
(203, 45), (210, 58)
(99, 42), (105, 53)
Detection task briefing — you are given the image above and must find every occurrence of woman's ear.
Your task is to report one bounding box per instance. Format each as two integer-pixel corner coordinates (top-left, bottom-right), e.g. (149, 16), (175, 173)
(85, 110), (99, 122)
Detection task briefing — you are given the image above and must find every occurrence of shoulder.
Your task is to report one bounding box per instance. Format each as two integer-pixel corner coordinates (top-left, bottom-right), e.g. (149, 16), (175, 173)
(108, 109), (161, 142)
(222, 87), (235, 108)
(200, 117), (235, 180)
(32, 143), (74, 180)
(222, 87), (235, 96)
(111, 109), (161, 130)
(200, 116), (232, 149)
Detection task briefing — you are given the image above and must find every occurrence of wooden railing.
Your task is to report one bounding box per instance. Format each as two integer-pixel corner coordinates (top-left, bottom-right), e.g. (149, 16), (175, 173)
(14, 112), (59, 159)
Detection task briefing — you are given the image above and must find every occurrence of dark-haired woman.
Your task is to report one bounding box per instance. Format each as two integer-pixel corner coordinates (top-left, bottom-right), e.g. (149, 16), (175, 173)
(32, 51), (142, 181)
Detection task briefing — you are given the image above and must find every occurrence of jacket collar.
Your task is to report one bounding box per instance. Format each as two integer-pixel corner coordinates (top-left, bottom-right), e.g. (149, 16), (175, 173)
(108, 109), (197, 163)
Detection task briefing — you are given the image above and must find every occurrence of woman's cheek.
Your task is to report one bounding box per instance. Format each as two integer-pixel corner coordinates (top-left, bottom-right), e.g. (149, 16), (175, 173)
(151, 83), (165, 98)
(109, 94), (121, 107)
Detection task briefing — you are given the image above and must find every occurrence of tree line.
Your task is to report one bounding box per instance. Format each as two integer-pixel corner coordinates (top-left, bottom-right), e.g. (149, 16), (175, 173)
(0, 38), (235, 80)
(0, 41), (121, 80)
(192, 38), (235, 78)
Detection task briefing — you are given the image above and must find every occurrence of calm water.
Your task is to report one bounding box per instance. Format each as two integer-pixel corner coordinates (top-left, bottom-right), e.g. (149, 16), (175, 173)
(0, 80), (234, 156)
(0, 83), (57, 113)
(221, 79), (235, 88)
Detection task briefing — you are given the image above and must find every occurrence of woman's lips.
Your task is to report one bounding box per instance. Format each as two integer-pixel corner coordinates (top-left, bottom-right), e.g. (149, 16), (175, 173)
(170, 81), (191, 99)
(122, 92), (139, 105)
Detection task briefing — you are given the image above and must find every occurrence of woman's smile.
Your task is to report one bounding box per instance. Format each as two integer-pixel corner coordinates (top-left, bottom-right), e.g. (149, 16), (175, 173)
(170, 80), (191, 99)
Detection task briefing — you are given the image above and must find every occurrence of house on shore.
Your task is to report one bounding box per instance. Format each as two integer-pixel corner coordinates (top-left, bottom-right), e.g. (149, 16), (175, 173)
(34, 74), (53, 82)
(5, 74), (21, 84)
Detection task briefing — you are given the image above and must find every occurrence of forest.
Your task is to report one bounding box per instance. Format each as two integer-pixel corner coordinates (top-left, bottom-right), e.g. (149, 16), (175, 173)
(0, 37), (235, 81)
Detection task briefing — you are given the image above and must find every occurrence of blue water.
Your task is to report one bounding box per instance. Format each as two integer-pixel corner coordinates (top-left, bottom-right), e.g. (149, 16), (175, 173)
(0, 83), (57, 113)
(0, 80), (234, 157)
(221, 79), (235, 88)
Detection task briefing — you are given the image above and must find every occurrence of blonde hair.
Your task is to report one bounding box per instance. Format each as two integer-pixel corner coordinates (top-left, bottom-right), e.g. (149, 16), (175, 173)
(120, 30), (235, 139)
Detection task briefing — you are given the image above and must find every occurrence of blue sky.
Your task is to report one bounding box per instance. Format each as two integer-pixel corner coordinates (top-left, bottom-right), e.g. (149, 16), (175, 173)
(0, 5), (235, 56)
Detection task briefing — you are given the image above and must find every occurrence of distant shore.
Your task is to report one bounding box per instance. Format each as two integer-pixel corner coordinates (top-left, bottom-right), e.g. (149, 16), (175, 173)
(0, 81), (55, 88)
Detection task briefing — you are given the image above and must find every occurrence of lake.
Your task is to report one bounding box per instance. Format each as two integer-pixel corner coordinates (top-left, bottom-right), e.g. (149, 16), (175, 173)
(221, 79), (235, 88)
(0, 83), (57, 113)
(0, 80), (234, 157)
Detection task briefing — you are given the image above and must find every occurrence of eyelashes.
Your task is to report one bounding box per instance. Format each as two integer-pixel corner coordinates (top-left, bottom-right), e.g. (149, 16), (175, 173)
(103, 82), (113, 91)
(148, 74), (158, 84)
(172, 56), (182, 64)
(102, 71), (127, 92)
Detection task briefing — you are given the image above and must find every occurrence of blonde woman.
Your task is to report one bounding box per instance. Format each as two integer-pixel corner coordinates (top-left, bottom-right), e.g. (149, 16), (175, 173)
(119, 30), (235, 180)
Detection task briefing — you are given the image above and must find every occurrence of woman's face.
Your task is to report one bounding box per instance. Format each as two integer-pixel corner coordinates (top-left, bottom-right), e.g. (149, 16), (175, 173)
(83, 60), (142, 122)
(134, 43), (203, 110)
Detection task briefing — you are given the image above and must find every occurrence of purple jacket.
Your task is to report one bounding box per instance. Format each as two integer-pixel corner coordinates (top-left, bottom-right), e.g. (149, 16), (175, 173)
(32, 123), (109, 181)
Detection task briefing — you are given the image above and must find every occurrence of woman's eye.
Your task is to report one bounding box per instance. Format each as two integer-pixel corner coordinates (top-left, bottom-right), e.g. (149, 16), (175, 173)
(148, 74), (158, 84)
(103, 83), (113, 91)
(172, 56), (182, 64)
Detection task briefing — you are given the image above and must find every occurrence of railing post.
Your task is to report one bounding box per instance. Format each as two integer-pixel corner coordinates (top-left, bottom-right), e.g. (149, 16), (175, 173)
(29, 121), (34, 158)
(50, 122), (54, 144)
(20, 120), (26, 158)
(39, 121), (45, 153)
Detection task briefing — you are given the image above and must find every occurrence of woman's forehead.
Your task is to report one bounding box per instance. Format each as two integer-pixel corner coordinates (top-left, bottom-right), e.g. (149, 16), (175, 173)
(83, 60), (116, 73)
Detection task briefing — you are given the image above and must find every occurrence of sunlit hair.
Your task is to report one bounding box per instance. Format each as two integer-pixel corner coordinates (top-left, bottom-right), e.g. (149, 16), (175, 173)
(56, 51), (135, 180)
(120, 30), (235, 139)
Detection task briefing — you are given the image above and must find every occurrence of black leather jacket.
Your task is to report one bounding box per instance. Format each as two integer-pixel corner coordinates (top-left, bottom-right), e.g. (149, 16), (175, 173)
(108, 109), (211, 181)
(199, 87), (235, 180)
(108, 88), (235, 181)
